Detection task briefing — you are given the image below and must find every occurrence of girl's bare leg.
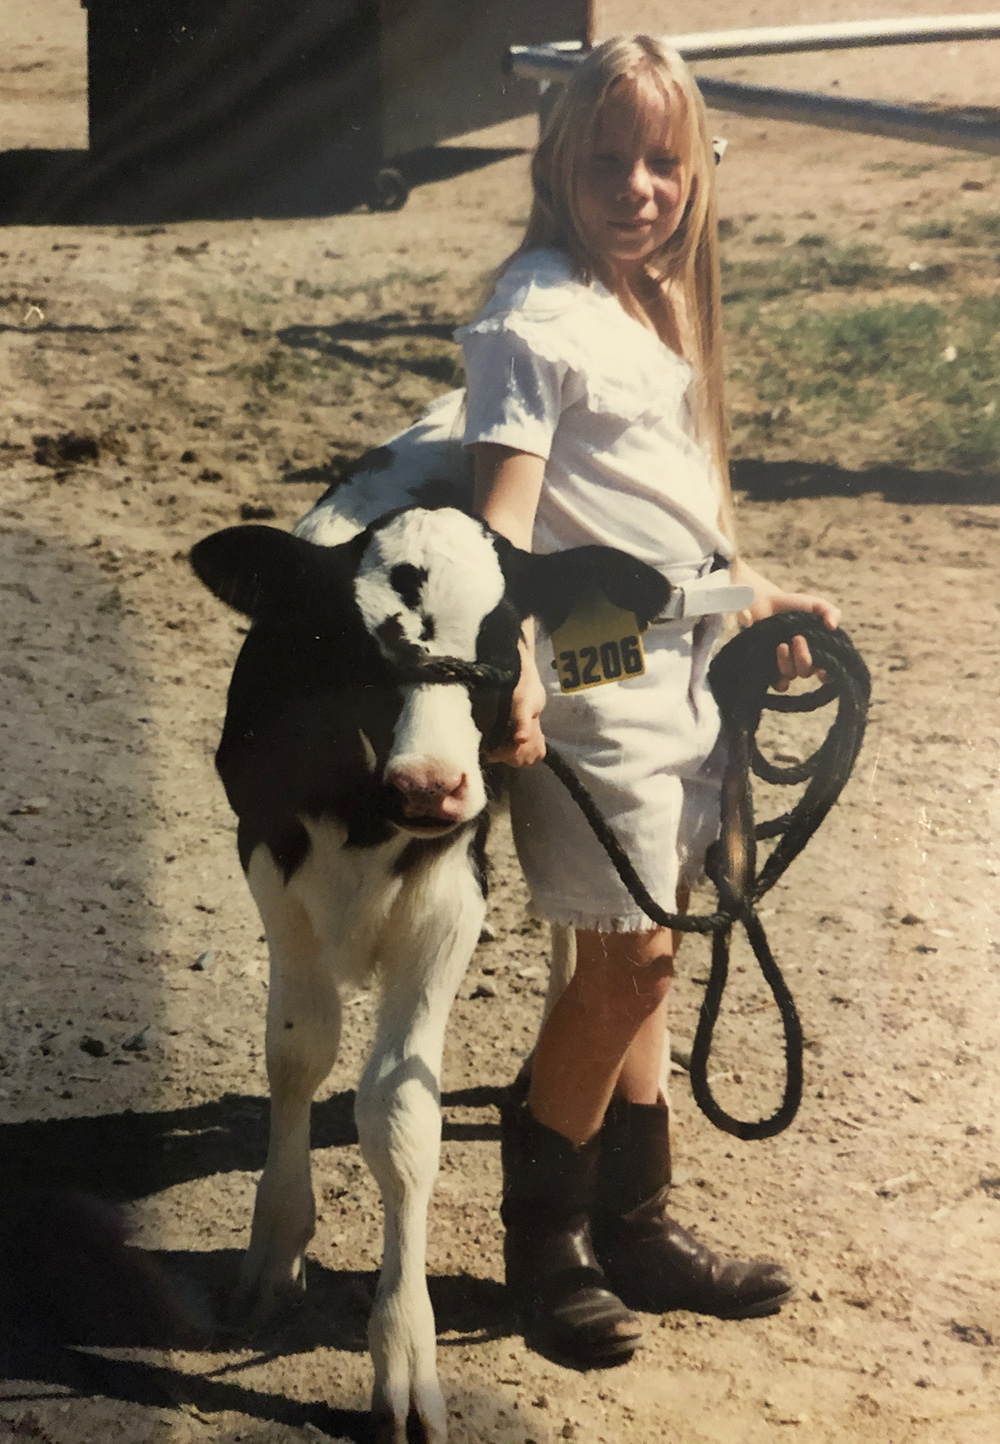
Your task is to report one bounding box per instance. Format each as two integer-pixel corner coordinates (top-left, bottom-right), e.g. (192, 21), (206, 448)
(527, 925), (675, 1147)
(527, 888), (691, 1145)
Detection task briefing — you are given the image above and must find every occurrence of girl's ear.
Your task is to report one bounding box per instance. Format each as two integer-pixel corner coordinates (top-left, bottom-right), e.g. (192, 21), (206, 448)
(495, 538), (673, 633)
(190, 526), (358, 619)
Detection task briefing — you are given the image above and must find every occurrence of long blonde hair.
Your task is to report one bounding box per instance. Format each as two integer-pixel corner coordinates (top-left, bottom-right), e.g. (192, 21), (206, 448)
(505, 35), (733, 540)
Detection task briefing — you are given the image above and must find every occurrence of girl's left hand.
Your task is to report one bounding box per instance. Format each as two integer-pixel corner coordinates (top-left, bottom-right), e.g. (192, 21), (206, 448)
(730, 560), (842, 693)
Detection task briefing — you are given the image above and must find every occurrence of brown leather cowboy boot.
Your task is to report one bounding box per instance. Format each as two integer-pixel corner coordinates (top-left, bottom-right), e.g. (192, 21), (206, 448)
(500, 1100), (643, 1366)
(594, 1096), (795, 1318)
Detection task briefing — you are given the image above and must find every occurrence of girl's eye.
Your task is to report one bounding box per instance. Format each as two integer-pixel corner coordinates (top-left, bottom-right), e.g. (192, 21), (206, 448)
(650, 155), (680, 176)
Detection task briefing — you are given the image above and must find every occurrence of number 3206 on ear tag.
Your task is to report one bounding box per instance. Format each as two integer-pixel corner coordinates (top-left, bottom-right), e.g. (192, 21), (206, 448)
(550, 593), (645, 693)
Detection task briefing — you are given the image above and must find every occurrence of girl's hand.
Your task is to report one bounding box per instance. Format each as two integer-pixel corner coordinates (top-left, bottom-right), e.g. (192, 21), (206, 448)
(488, 638), (547, 766)
(731, 559), (842, 693)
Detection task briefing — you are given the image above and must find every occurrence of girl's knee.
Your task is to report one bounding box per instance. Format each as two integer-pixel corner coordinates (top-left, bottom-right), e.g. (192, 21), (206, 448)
(578, 927), (676, 978)
(573, 930), (675, 1015)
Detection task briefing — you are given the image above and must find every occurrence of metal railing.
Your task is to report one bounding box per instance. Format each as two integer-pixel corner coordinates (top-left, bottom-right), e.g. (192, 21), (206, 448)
(508, 13), (1000, 155)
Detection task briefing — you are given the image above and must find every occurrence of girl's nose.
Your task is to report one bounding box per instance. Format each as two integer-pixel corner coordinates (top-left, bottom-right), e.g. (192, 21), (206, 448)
(622, 160), (654, 200)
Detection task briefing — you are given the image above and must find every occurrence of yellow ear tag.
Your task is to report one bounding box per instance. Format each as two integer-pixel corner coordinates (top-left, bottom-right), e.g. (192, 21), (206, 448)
(549, 591), (646, 693)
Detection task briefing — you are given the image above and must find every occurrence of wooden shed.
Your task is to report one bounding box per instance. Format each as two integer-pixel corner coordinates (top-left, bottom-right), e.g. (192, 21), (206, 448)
(80, 0), (593, 215)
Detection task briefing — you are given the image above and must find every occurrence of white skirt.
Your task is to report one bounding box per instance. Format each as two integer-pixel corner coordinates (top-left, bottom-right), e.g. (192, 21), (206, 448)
(508, 614), (724, 933)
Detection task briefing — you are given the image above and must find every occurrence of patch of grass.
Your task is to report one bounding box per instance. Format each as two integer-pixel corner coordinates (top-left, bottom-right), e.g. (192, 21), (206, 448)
(955, 210), (1000, 246)
(863, 160), (935, 178)
(913, 406), (1000, 470)
(752, 229), (785, 245)
(231, 347), (344, 394)
(321, 269), (447, 300)
(796, 233), (828, 248)
(905, 219), (954, 241)
(905, 210), (1000, 246)
(726, 296), (1000, 470)
(722, 241), (895, 301)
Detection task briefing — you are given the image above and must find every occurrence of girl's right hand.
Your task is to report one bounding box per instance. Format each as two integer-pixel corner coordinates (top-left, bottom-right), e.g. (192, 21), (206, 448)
(488, 639), (547, 766)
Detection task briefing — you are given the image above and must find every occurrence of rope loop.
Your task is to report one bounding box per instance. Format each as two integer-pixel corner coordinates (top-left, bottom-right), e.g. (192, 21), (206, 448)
(543, 611), (870, 1140)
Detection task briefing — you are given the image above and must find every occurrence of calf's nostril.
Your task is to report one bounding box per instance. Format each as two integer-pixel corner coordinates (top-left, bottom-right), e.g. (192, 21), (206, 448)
(387, 764), (467, 814)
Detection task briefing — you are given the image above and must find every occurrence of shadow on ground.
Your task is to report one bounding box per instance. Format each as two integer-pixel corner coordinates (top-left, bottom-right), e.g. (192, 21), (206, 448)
(0, 1085), (503, 1201)
(0, 145), (526, 227)
(0, 1083), (511, 1440)
(733, 457), (1000, 506)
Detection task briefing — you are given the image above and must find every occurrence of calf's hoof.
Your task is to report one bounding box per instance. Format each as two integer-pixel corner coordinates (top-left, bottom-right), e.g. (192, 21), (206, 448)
(371, 1387), (447, 1444)
(228, 1260), (307, 1336)
(372, 1408), (443, 1444)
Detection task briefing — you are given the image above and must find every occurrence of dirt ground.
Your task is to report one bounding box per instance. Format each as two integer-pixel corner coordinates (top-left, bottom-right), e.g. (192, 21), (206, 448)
(1, 2), (999, 1442)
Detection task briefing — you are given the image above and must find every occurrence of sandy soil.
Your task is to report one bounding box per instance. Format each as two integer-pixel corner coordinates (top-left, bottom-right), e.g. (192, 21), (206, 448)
(1, 3), (999, 1442)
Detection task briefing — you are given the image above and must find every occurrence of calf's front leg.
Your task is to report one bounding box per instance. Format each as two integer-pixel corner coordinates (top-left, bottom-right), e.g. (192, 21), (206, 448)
(236, 845), (342, 1325)
(355, 849), (486, 1444)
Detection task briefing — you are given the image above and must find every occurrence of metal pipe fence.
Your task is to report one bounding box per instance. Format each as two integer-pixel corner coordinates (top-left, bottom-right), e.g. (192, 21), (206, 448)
(508, 14), (1000, 155)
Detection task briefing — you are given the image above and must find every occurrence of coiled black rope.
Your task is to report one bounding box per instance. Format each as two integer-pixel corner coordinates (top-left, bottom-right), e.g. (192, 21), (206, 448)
(542, 611), (871, 1140)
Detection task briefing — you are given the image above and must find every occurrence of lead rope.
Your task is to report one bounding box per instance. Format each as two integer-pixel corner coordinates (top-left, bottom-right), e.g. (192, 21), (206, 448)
(541, 611), (871, 1140)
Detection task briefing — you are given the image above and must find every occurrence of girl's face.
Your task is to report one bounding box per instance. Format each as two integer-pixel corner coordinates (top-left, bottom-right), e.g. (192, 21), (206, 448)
(575, 73), (689, 280)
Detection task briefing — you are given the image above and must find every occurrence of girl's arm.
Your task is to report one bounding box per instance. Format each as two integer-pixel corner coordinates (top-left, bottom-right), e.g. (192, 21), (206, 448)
(730, 557), (842, 692)
(472, 442), (548, 766)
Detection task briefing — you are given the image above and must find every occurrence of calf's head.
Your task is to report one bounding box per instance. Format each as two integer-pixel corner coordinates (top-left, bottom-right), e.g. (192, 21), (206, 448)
(192, 507), (672, 839)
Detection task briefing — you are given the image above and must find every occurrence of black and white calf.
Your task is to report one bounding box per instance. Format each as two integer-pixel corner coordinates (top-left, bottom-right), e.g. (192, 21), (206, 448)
(191, 404), (672, 1444)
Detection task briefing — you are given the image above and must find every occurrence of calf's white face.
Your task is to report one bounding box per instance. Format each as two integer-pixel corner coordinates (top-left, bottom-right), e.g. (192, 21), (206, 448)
(354, 510), (507, 833)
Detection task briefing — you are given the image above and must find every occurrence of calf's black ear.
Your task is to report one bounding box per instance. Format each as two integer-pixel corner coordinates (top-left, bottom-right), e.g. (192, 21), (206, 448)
(497, 539), (673, 634)
(190, 526), (356, 619)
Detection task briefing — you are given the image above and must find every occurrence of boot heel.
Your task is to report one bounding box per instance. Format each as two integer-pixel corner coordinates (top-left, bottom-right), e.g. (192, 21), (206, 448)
(501, 1102), (642, 1367)
(596, 1097), (795, 1319)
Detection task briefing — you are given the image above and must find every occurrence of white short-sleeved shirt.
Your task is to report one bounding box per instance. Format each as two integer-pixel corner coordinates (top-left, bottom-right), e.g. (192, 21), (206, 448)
(457, 247), (733, 576)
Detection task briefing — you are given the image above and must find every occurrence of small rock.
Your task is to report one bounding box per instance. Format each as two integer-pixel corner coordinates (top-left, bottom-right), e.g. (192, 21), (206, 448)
(79, 1036), (107, 1058)
(33, 431), (101, 467)
(949, 1320), (993, 1347)
(961, 179), (985, 191)
(239, 502), (276, 521)
(899, 913), (922, 925)
(191, 950), (215, 973)
(531, 1395), (549, 1409)
(478, 921), (498, 943)
(470, 982), (496, 1000)
(122, 1025), (153, 1052)
(10, 797), (49, 816)
(809, 1285), (826, 1302)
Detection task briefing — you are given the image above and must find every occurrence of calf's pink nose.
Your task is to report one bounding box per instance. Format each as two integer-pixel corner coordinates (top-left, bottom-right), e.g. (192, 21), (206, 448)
(388, 764), (469, 821)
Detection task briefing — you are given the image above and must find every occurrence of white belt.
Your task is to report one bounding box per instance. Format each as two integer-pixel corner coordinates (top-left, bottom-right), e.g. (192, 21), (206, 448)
(652, 570), (754, 623)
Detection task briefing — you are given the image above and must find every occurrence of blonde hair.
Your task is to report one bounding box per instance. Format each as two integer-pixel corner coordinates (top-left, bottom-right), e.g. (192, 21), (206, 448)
(505, 35), (734, 540)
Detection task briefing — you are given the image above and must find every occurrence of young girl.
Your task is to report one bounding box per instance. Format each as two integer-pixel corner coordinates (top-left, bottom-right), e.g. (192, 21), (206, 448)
(458, 35), (841, 1367)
